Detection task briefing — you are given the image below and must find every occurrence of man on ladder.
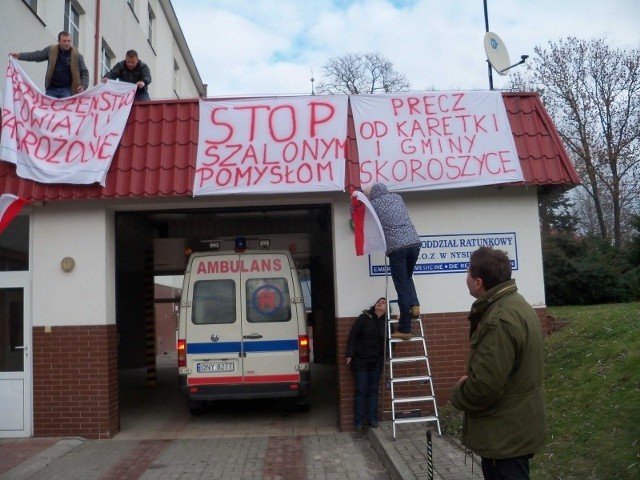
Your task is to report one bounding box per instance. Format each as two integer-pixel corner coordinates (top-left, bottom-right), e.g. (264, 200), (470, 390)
(351, 184), (441, 440)
(365, 182), (421, 341)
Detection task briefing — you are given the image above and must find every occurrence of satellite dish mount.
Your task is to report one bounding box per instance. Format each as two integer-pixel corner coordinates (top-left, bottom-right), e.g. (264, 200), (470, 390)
(483, 31), (528, 89)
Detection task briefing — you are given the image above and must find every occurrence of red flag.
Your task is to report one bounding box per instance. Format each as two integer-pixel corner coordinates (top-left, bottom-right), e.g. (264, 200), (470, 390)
(0, 194), (28, 234)
(351, 191), (386, 256)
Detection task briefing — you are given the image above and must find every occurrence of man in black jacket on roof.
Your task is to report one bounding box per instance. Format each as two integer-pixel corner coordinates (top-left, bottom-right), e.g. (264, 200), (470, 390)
(102, 49), (152, 101)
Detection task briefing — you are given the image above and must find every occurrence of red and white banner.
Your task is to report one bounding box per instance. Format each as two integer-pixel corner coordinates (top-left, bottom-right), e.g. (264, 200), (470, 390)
(351, 190), (386, 256)
(194, 96), (349, 195)
(1, 57), (136, 185)
(0, 194), (28, 234)
(350, 91), (524, 192)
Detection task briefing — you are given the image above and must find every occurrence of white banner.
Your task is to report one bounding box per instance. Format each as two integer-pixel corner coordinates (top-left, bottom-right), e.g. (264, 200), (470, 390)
(194, 96), (349, 195)
(350, 91), (524, 192)
(351, 190), (386, 256)
(1, 57), (136, 186)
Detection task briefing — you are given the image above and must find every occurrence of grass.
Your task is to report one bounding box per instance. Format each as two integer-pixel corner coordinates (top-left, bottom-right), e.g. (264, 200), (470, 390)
(439, 302), (640, 479)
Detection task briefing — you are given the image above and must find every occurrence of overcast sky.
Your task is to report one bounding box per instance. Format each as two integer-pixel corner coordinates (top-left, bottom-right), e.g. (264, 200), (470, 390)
(171, 0), (639, 97)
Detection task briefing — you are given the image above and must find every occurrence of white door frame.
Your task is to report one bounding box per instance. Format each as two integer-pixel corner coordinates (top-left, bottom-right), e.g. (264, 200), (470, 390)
(0, 271), (32, 437)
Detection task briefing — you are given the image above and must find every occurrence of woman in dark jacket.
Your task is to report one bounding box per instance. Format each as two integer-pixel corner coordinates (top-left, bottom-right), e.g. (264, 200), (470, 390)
(346, 297), (387, 431)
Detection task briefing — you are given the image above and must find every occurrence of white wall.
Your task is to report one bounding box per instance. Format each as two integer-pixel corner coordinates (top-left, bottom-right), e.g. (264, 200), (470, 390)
(32, 202), (115, 327)
(27, 184), (545, 326)
(333, 186), (545, 318)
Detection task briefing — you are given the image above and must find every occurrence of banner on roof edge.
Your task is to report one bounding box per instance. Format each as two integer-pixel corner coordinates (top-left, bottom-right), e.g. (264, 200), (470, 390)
(0, 57), (136, 186)
(350, 91), (524, 192)
(194, 96), (349, 196)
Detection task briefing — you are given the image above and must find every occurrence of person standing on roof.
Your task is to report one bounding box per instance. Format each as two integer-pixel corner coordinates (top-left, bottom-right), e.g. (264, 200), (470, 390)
(366, 182), (421, 341)
(102, 49), (152, 101)
(450, 246), (546, 480)
(10, 31), (89, 98)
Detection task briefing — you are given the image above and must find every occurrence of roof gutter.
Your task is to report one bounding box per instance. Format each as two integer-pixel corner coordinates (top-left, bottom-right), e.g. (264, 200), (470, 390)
(93, 0), (101, 86)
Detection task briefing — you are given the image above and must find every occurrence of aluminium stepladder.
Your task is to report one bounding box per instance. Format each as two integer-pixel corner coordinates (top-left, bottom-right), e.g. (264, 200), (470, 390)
(385, 314), (441, 439)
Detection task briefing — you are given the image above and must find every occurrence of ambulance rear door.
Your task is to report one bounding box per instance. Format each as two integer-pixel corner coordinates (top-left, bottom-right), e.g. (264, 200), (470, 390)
(240, 252), (302, 385)
(184, 252), (243, 387)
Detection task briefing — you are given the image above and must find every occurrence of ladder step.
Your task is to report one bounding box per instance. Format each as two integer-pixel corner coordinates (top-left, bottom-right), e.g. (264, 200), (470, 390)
(389, 336), (424, 343)
(392, 395), (436, 404)
(393, 415), (440, 425)
(391, 375), (433, 384)
(384, 314), (440, 439)
(390, 356), (429, 364)
(388, 318), (424, 324)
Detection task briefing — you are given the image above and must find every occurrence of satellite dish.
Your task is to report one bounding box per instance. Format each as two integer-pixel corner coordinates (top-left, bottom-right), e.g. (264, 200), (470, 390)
(484, 32), (510, 75)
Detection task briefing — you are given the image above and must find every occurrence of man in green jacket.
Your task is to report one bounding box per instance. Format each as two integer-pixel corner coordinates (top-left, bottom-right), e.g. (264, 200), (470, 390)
(10, 31), (89, 98)
(451, 247), (546, 480)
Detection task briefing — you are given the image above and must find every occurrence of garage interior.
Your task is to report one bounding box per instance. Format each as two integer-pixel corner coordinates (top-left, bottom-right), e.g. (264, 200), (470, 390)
(114, 204), (338, 434)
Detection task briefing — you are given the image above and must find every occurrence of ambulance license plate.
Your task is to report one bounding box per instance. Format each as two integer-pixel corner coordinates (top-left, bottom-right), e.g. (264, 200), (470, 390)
(196, 361), (234, 373)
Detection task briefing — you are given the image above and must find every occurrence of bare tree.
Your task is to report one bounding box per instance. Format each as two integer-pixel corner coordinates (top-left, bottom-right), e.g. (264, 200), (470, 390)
(525, 38), (640, 247)
(316, 52), (410, 94)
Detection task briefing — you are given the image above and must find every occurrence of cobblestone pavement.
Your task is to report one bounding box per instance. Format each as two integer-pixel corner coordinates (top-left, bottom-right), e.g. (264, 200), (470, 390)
(0, 361), (480, 480)
(0, 432), (393, 480)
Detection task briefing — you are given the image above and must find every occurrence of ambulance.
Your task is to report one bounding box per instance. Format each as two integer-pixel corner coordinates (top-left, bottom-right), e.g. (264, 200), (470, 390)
(177, 237), (311, 414)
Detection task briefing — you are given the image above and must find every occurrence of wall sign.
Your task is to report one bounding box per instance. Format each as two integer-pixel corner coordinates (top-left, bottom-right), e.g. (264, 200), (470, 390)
(369, 232), (518, 276)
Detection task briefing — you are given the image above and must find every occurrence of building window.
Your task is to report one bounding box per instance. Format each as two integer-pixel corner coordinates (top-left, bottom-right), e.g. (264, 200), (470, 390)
(101, 41), (115, 78)
(0, 216), (29, 271)
(64, 0), (81, 48)
(22, 0), (38, 14)
(173, 59), (179, 96)
(147, 4), (155, 45)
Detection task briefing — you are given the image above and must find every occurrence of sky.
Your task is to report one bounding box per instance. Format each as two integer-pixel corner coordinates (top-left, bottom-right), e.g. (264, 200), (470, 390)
(171, 0), (639, 97)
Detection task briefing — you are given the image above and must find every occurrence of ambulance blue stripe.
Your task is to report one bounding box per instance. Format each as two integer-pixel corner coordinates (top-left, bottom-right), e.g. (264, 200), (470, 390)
(243, 339), (298, 352)
(187, 342), (241, 354)
(187, 339), (298, 354)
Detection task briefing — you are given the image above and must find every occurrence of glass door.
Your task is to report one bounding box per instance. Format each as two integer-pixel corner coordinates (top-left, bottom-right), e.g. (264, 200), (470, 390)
(0, 278), (30, 437)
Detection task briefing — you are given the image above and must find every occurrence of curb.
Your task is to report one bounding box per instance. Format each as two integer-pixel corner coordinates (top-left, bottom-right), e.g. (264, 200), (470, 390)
(2, 438), (85, 480)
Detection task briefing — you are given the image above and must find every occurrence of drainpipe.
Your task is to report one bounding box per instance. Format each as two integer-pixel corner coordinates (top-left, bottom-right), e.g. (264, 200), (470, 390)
(93, 0), (102, 85)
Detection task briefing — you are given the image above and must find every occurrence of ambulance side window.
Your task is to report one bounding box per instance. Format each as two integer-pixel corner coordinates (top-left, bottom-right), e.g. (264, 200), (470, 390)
(192, 280), (235, 324)
(246, 278), (291, 323)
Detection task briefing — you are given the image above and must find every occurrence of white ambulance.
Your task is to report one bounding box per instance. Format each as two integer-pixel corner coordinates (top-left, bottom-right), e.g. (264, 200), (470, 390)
(177, 238), (311, 414)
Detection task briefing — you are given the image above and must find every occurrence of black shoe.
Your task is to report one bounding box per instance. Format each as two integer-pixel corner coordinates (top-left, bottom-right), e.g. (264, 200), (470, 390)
(369, 420), (379, 428)
(355, 424), (363, 432)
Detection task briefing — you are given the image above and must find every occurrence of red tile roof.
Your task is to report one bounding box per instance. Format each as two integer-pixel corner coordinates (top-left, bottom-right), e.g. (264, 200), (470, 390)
(0, 93), (579, 202)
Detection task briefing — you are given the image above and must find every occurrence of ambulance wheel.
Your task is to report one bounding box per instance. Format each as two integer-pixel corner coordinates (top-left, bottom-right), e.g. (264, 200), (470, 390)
(187, 399), (206, 416)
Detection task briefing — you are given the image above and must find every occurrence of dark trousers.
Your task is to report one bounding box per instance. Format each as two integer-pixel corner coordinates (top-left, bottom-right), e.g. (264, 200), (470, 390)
(353, 366), (382, 426)
(388, 245), (420, 333)
(135, 92), (150, 101)
(46, 86), (72, 98)
(481, 455), (531, 480)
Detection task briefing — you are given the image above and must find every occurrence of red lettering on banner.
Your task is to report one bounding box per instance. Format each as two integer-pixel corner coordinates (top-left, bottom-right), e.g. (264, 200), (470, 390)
(391, 93), (466, 116)
(197, 136), (344, 189)
(309, 101), (335, 136)
(209, 102), (339, 144)
(360, 148), (518, 185)
(352, 91), (523, 189)
(195, 97), (348, 193)
(6, 71), (134, 162)
(196, 161), (335, 189)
